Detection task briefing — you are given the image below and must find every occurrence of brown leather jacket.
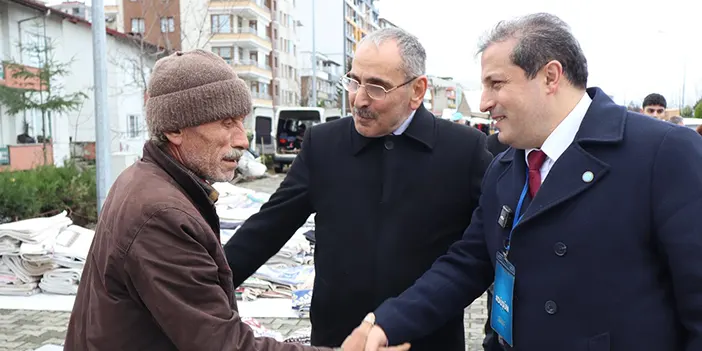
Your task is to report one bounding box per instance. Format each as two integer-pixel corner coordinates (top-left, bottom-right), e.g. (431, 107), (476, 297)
(64, 141), (330, 351)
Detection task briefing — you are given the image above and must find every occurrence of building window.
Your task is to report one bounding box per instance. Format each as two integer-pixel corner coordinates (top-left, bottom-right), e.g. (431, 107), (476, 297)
(20, 31), (47, 67)
(160, 17), (175, 33)
(212, 47), (232, 64)
(211, 15), (231, 33)
(238, 47), (244, 62)
(249, 20), (258, 32)
(131, 18), (145, 33)
(127, 115), (140, 138)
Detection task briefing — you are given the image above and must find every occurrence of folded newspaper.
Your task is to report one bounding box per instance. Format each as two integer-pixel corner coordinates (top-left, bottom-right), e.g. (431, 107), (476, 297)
(252, 265), (314, 287)
(292, 289), (312, 318)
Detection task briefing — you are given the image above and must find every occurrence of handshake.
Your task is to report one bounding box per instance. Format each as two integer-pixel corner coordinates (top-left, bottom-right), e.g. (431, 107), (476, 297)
(338, 313), (411, 351)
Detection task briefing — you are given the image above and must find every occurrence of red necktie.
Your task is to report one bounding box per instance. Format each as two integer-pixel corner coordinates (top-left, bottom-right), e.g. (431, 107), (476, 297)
(527, 150), (547, 198)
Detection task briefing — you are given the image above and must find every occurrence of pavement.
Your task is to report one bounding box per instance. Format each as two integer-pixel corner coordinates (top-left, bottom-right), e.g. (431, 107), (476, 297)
(0, 174), (489, 351)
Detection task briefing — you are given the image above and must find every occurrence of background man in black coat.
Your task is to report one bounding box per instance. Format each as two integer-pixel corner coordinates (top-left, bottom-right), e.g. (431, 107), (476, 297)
(224, 27), (492, 351)
(486, 132), (509, 156)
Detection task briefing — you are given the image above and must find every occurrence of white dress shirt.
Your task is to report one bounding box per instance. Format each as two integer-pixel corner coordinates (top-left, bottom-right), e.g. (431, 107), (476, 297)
(392, 110), (416, 135)
(525, 93), (593, 184)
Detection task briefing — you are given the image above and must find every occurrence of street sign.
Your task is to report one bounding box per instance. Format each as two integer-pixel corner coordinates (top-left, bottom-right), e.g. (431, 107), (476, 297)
(0, 146), (9, 165)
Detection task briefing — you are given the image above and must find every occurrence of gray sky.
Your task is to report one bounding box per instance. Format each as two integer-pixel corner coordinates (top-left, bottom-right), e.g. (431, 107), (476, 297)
(376, 0), (701, 109)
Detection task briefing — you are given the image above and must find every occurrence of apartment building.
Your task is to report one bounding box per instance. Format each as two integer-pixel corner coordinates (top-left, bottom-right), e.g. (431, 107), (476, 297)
(51, 1), (91, 21)
(202, 0), (275, 107)
(114, 0), (302, 108)
(299, 51), (341, 108)
(272, 0), (300, 106)
(296, 0), (379, 73)
(121, 0), (182, 50)
(378, 17), (398, 30)
(426, 76), (459, 115)
(104, 5), (119, 31)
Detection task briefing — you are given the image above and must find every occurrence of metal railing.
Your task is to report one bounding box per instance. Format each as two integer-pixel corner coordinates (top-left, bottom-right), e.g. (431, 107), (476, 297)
(234, 59), (272, 71)
(251, 91), (272, 100)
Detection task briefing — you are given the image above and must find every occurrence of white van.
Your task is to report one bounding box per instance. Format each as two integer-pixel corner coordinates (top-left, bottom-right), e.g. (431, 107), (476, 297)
(244, 106), (275, 155)
(684, 118), (702, 131)
(272, 107), (324, 173)
(324, 108), (342, 122)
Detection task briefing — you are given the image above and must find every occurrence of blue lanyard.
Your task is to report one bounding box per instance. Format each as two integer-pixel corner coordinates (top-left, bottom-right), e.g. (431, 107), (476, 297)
(505, 167), (529, 256)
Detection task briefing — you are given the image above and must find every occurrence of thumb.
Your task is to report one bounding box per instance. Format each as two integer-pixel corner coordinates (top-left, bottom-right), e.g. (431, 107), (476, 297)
(384, 343), (410, 351)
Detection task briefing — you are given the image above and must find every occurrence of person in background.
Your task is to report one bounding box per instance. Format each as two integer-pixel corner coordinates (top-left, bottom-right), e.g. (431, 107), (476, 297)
(642, 93), (667, 120)
(450, 112), (466, 124)
(293, 123), (307, 149)
(345, 12), (702, 351)
(486, 129), (509, 156)
(223, 27), (492, 351)
(64, 49), (402, 351)
(669, 115), (684, 126)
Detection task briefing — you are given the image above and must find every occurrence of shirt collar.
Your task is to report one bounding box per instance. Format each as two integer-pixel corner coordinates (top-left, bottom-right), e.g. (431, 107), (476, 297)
(392, 109), (416, 135)
(526, 92), (593, 164)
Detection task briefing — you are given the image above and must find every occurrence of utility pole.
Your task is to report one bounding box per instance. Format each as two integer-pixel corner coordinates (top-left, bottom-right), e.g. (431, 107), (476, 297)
(91, 0), (111, 214)
(310, 0), (317, 108)
(681, 58), (687, 108)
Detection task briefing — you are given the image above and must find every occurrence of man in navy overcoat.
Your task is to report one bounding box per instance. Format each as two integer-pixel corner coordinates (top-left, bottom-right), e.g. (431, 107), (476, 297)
(347, 12), (702, 351)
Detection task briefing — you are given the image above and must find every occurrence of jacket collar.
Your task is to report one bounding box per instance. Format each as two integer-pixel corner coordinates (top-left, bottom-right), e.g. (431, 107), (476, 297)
(142, 141), (220, 209)
(350, 104), (436, 155)
(499, 87), (625, 164)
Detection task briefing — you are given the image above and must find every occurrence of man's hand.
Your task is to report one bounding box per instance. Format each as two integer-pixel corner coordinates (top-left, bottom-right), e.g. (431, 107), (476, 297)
(340, 315), (409, 351)
(364, 325), (406, 351)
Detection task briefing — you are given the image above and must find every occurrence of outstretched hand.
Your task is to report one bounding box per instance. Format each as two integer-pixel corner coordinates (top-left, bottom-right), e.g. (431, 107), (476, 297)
(340, 314), (409, 351)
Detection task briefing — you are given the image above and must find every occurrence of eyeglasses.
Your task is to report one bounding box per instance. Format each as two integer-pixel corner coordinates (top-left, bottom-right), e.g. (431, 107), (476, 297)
(340, 74), (417, 100)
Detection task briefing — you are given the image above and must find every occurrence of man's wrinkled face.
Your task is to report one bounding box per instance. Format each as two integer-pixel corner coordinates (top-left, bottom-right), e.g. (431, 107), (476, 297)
(171, 117), (249, 183)
(348, 40), (418, 138)
(479, 39), (548, 149)
(643, 104), (666, 119)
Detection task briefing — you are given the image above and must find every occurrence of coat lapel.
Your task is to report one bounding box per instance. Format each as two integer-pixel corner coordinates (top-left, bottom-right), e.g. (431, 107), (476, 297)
(496, 148), (527, 213)
(518, 144), (609, 226)
(503, 87), (627, 228)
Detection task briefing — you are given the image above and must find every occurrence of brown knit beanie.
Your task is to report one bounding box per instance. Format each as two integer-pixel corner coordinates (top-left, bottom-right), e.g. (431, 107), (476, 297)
(146, 49), (252, 137)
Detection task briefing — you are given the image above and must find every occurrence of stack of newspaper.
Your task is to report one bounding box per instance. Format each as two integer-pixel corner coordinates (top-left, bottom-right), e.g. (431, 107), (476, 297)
(0, 212), (73, 296)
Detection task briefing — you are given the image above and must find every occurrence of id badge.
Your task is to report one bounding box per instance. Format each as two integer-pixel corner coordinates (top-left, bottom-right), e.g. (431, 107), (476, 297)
(491, 251), (515, 346)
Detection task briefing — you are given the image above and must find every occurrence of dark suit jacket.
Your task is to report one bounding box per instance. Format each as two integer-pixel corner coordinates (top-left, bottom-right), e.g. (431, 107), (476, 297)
(373, 88), (702, 350)
(487, 132), (509, 156)
(224, 104), (493, 350)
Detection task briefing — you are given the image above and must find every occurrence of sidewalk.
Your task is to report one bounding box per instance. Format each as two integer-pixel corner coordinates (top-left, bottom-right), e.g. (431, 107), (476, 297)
(0, 292), (488, 350)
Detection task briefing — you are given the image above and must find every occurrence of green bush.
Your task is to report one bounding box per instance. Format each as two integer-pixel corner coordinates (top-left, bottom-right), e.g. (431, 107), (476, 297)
(0, 161), (97, 226)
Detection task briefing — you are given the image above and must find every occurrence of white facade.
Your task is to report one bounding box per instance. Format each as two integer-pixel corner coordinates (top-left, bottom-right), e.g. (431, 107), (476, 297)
(274, 0), (299, 106)
(0, 0), (157, 166)
(183, 0), (275, 107)
(299, 51), (340, 107)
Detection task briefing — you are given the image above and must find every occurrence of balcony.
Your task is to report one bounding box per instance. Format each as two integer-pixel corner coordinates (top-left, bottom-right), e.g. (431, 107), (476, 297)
(211, 27), (272, 52)
(209, 0), (271, 23)
(232, 59), (272, 80)
(250, 91), (273, 106)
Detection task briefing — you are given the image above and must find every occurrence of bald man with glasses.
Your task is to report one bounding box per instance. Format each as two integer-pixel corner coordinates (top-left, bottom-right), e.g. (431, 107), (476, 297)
(224, 28), (492, 351)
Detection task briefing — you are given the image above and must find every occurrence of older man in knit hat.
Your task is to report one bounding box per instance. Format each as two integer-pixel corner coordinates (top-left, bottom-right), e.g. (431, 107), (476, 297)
(65, 50), (407, 351)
